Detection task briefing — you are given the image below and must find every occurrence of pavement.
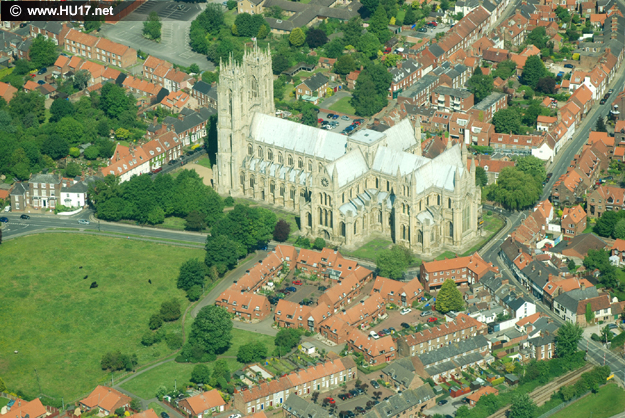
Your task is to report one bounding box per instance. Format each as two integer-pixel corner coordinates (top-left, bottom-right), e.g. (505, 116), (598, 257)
(99, 1), (216, 71)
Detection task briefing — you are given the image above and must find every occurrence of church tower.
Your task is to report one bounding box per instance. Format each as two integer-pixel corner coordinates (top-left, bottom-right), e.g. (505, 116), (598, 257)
(215, 44), (274, 195)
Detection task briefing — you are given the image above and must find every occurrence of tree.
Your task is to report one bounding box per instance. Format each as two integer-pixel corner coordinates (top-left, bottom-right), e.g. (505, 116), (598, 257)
(403, 7), (416, 25)
(189, 63), (200, 74)
(313, 237), (326, 250)
(290, 27), (306, 46)
(356, 32), (381, 59)
(233, 13), (267, 37)
(440, 0), (450, 10)
(334, 54), (357, 75)
(521, 55), (548, 89)
(275, 328), (303, 356)
(42, 134), (69, 159)
(556, 321), (583, 358)
(301, 105), (318, 127)
(536, 77), (556, 94)
(191, 364), (211, 384)
(160, 299), (181, 322)
(486, 167), (542, 210)
(467, 73), (494, 103)
(568, 258), (576, 271)
(492, 108), (522, 134)
(13, 59), (31, 76)
(211, 205), (277, 253)
(600, 325), (614, 343)
(65, 162), (82, 178)
(29, 35), (57, 68)
(594, 211), (621, 237)
(516, 155), (546, 185)
(101, 351), (138, 372)
(115, 408), (125, 416)
(73, 70), (90, 91)
(0, 376), (6, 392)
(369, 5), (390, 43)
(205, 235), (244, 274)
(475, 166), (488, 187)
(436, 279), (464, 313)
(186, 210), (207, 231)
(272, 54), (290, 75)
(84, 18), (103, 33)
(509, 394), (536, 418)
(493, 60), (517, 80)
(100, 83), (133, 119)
(324, 38), (345, 59)
(527, 27), (549, 49)
(143, 12), (162, 40)
(596, 117), (608, 132)
(177, 258), (206, 291)
(56, 116), (84, 146)
(306, 28), (328, 48)
(187, 305), (233, 355)
(49, 98), (75, 123)
(130, 399), (141, 411)
(614, 218), (625, 239)
(212, 358), (231, 382)
(555, 6), (570, 21)
(237, 341), (269, 363)
(376, 245), (413, 280)
(274, 219), (291, 242)
(586, 303), (595, 324)
(383, 53), (401, 68)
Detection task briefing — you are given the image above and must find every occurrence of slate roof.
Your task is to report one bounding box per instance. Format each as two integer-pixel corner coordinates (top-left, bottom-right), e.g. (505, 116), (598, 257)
(193, 80), (213, 95)
(429, 43), (446, 58)
(30, 173), (61, 184)
(521, 261), (559, 290)
(554, 287), (600, 312)
(303, 73), (329, 92)
(473, 92), (506, 110)
(399, 74), (438, 99)
(418, 335), (489, 365)
(283, 394), (330, 418)
(382, 357), (422, 387)
(163, 107), (215, 135)
(30, 21), (65, 35)
(10, 182), (28, 196)
(433, 86), (472, 98)
(364, 386), (435, 418)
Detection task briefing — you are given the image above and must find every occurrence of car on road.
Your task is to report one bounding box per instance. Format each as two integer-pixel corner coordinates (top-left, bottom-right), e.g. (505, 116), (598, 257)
(400, 322), (411, 329)
(427, 317), (438, 323)
(285, 286), (297, 292)
(0, 217), (8, 223)
(20, 214), (30, 219)
(438, 400), (448, 406)
(325, 397), (336, 404)
(161, 413), (170, 418)
(400, 307), (412, 315)
(601, 98), (607, 104)
(370, 380), (380, 389)
(341, 115), (351, 121)
(420, 311), (432, 317)
(369, 330), (380, 339)
(78, 219), (90, 225)
(564, 63), (575, 68)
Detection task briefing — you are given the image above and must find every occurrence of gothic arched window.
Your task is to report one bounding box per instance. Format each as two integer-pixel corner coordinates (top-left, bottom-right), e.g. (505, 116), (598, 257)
(248, 144), (253, 156)
(278, 153), (284, 164)
(298, 158), (303, 169)
(308, 160), (312, 171)
(257, 147), (263, 158)
(268, 149), (273, 161)
(288, 154), (293, 166)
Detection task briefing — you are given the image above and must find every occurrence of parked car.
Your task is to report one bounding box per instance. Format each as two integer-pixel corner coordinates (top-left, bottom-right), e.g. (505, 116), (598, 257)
(228, 415), (241, 418)
(325, 397), (336, 404)
(285, 286), (297, 292)
(268, 296), (280, 304)
(345, 125), (355, 132)
(371, 380), (380, 389)
(438, 400), (448, 406)
(20, 214), (30, 219)
(355, 407), (365, 414)
(608, 323), (618, 329)
(609, 89), (614, 94)
(349, 389), (359, 397)
(161, 413), (170, 418)
(344, 412), (355, 418)
(292, 280), (303, 285)
(318, 286), (327, 291)
(420, 311), (432, 317)
(284, 291), (291, 296)
(37, 80), (45, 85)
(400, 308), (412, 315)
(78, 219), (90, 225)
(383, 328), (391, 335)
(389, 327), (396, 334)
(369, 331), (380, 340)
(339, 394), (350, 400)
(327, 113), (336, 119)
(332, 114), (339, 119)
(428, 21), (438, 26)
(418, 27), (427, 32)
(427, 317), (438, 323)
(401, 322), (411, 329)
(564, 63), (575, 69)
(355, 387), (364, 394)
(38, 67), (47, 74)
(378, 330), (386, 336)
(341, 115), (351, 121)
(318, 118), (324, 123)
(0, 217), (8, 223)
(352, 120), (361, 125)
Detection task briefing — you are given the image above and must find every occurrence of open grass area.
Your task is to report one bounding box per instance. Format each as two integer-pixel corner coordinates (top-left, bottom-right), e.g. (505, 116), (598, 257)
(224, 10), (236, 26)
(121, 328), (276, 399)
(148, 402), (167, 416)
(159, 216), (187, 231)
(0, 235), (204, 401)
(342, 238), (393, 260)
(0, 398), (10, 409)
(551, 384), (625, 418)
(195, 157), (212, 169)
(329, 96), (356, 115)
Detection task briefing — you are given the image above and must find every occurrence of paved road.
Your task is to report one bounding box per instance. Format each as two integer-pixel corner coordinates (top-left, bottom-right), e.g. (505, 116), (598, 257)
(1, 209), (208, 244)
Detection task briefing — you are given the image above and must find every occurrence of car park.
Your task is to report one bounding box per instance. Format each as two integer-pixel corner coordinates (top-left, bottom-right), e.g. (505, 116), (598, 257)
(400, 308), (412, 315)
(400, 322), (411, 329)
(20, 214), (30, 219)
(371, 380), (380, 389)
(78, 219), (90, 225)
(427, 317), (438, 323)
(341, 115), (351, 120)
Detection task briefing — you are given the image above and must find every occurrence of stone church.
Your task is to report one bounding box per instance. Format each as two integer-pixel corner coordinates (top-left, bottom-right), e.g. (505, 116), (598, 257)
(213, 45), (482, 255)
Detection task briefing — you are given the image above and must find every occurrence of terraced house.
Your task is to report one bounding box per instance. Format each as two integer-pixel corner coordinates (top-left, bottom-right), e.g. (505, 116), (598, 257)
(63, 29), (136, 68)
(233, 357), (356, 414)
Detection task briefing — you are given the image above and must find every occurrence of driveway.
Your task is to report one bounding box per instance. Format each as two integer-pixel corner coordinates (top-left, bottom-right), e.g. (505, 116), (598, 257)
(424, 397), (465, 417)
(99, 2), (215, 71)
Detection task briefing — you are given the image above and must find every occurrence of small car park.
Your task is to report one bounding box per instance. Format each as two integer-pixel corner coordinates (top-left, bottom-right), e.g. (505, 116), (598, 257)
(20, 214), (30, 219)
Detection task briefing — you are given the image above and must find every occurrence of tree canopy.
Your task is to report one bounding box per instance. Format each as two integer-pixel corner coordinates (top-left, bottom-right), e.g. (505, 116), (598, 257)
(467, 72), (494, 103)
(521, 56), (549, 89)
(492, 108), (523, 134)
(436, 279), (464, 313)
(376, 245), (414, 280)
(186, 305), (233, 357)
(556, 321), (583, 358)
(29, 35), (57, 68)
(485, 167), (542, 210)
(177, 258), (206, 291)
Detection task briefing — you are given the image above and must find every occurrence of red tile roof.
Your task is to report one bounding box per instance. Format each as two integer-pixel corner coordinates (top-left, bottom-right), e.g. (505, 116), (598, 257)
(81, 386), (131, 412)
(180, 390), (225, 415)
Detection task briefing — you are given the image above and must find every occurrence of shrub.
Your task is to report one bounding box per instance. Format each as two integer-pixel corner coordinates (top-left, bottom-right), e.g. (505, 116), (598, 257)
(491, 376), (505, 385)
(149, 313), (163, 330)
(160, 299), (181, 322)
(187, 284), (203, 301)
(224, 196), (235, 207)
(141, 331), (157, 346)
(166, 333), (184, 350)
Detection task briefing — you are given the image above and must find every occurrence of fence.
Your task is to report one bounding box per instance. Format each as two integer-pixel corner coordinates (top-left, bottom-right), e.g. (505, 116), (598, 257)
(536, 390), (591, 418)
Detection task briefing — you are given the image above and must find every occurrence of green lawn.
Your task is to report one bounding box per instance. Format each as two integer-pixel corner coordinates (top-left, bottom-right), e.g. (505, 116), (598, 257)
(551, 384), (625, 418)
(329, 97), (356, 115)
(159, 216), (187, 231)
(0, 235), (204, 401)
(342, 238), (393, 260)
(0, 398), (10, 409)
(148, 402), (167, 416)
(195, 157), (212, 169)
(121, 329), (276, 399)
(224, 10), (236, 26)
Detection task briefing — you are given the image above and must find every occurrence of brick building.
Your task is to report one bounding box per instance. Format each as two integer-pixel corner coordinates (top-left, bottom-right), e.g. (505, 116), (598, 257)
(419, 253), (498, 292)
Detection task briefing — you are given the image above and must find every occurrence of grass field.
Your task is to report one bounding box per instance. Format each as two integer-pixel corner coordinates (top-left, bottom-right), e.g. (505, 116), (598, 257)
(342, 238), (393, 260)
(329, 97), (356, 115)
(159, 216), (187, 231)
(0, 235), (204, 401)
(121, 329), (276, 399)
(551, 384), (625, 418)
(195, 157), (212, 169)
(0, 398), (9, 409)
(148, 402), (167, 416)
